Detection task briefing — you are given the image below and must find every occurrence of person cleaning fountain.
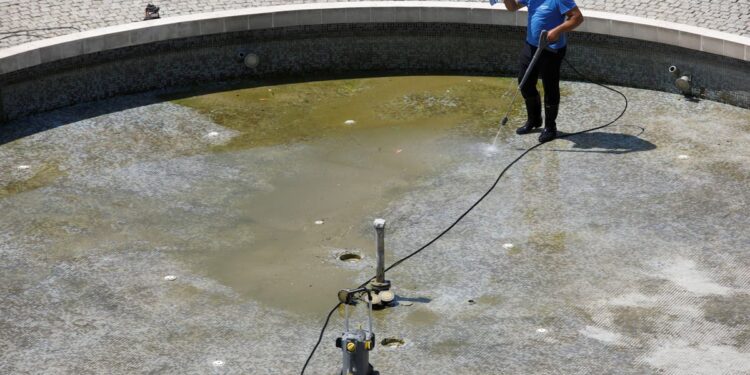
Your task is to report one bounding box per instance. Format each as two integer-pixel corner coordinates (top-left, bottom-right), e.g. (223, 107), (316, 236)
(502, 0), (584, 143)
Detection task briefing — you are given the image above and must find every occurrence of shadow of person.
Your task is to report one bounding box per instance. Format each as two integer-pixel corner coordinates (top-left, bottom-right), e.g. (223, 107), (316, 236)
(551, 131), (657, 154)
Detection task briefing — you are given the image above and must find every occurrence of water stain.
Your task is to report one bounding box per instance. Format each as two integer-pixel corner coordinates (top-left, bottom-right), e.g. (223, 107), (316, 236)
(529, 231), (568, 253)
(405, 308), (440, 327)
(611, 306), (663, 336)
(429, 338), (464, 356)
(477, 294), (504, 305)
(0, 162), (65, 198)
(571, 305), (595, 324)
(703, 294), (750, 328)
(735, 327), (750, 347)
(506, 245), (523, 256)
(638, 278), (669, 296)
(706, 160), (749, 183)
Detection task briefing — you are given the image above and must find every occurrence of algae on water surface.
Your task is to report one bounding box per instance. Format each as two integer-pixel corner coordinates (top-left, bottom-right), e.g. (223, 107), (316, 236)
(172, 76), (521, 151)
(168, 76), (522, 314)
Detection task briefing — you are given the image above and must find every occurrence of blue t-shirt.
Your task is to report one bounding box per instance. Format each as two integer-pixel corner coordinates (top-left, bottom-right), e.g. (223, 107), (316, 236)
(518, 0), (577, 50)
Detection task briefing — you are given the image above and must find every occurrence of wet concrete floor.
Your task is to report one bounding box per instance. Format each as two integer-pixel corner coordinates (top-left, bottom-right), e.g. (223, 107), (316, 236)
(0, 76), (748, 374)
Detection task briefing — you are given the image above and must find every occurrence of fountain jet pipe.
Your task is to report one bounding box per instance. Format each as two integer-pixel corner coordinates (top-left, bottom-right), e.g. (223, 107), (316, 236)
(374, 219), (386, 284)
(372, 219), (390, 291)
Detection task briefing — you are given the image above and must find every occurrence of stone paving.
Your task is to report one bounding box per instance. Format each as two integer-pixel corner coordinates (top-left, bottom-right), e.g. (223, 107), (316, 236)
(0, 0), (748, 50)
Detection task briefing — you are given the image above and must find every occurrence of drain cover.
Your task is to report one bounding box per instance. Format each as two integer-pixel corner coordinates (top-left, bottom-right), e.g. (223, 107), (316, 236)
(381, 337), (405, 348)
(338, 252), (362, 262)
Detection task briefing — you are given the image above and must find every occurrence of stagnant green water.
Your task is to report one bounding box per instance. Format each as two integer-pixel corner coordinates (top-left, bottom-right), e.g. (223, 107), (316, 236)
(171, 76), (524, 150)
(170, 76), (522, 313)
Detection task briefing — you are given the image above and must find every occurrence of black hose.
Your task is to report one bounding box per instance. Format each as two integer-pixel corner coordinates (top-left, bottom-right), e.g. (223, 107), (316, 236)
(300, 57), (629, 374)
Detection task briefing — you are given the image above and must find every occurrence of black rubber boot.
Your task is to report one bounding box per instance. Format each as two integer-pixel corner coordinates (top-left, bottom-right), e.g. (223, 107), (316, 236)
(539, 104), (559, 143)
(516, 96), (542, 135)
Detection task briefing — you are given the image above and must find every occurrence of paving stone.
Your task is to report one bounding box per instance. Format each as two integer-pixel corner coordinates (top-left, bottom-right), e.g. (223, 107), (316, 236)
(0, 0), (748, 50)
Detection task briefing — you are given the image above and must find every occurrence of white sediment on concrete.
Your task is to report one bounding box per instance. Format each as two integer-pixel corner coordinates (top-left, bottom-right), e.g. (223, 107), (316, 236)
(661, 258), (732, 296)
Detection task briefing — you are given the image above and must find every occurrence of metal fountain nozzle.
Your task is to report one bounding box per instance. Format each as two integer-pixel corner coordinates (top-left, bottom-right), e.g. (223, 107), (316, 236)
(371, 219), (391, 293)
(669, 65), (693, 97)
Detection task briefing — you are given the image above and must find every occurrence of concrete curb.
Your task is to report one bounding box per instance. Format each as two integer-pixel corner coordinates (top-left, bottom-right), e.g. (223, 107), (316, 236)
(1, 1), (748, 75)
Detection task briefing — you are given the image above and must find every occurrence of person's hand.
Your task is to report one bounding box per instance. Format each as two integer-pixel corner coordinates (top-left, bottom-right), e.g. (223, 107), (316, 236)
(547, 28), (561, 42)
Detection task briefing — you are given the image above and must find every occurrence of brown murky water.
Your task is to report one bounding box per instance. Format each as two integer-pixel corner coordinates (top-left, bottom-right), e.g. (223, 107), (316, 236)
(173, 76), (518, 314)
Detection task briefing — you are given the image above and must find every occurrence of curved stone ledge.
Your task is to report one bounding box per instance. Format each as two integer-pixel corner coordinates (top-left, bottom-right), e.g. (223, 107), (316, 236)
(0, 2), (749, 122)
(1, 1), (748, 75)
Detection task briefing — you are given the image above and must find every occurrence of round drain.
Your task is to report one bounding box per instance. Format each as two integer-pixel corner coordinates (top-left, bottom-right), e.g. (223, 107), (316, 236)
(338, 252), (362, 262)
(381, 337), (405, 348)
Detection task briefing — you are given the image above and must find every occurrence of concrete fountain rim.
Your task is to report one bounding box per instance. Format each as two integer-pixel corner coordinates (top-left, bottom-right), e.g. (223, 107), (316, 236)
(0, 1), (748, 76)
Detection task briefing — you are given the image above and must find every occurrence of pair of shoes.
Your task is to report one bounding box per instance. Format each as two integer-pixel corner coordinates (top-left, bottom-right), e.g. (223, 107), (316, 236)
(516, 96), (542, 135)
(516, 101), (559, 143)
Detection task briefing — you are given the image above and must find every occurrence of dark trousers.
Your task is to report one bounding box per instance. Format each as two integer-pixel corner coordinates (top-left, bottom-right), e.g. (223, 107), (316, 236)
(518, 42), (567, 106)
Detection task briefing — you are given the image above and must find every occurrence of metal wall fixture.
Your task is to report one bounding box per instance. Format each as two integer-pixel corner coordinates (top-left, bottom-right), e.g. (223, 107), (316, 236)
(244, 53), (260, 68)
(669, 65), (693, 97)
(235, 50), (259, 68)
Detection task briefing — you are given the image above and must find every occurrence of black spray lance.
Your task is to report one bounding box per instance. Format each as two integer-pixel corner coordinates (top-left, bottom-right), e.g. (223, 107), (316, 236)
(492, 30), (550, 146)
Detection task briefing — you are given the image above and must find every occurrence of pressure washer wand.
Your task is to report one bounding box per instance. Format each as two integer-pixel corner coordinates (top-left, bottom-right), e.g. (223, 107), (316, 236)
(493, 30), (550, 145)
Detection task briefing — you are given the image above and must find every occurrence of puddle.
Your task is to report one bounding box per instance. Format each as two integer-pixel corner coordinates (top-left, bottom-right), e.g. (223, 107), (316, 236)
(171, 76), (519, 151)
(0, 162), (65, 198)
(0, 76), (520, 317)
(528, 231), (568, 253)
(170, 76), (519, 315)
(405, 308), (440, 326)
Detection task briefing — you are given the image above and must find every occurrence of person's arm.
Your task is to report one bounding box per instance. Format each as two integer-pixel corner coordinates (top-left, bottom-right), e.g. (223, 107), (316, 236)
(548, 6), (584, 42)
(503, 0), (526, 11)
